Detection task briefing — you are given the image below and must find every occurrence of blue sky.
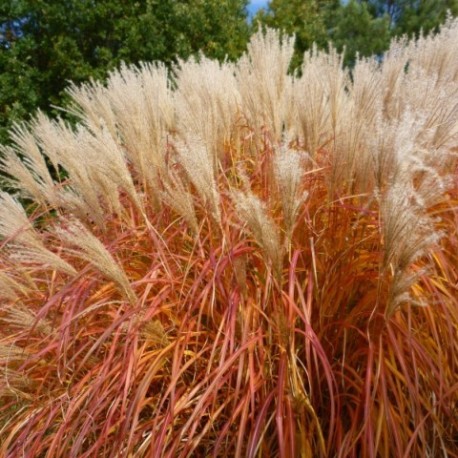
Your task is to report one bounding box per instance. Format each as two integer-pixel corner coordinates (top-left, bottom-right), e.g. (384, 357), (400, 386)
(247, 0), (269, 16)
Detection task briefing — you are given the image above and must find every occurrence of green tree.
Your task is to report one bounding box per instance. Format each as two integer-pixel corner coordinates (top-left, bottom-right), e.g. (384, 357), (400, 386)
(252, 0), (457, 70)
(394, 0), (458, 36)
(0, 0), (250, 143)
(253, 0), (339, 68)
(329, 0), (391, 66)
(364, 0), (458, 36)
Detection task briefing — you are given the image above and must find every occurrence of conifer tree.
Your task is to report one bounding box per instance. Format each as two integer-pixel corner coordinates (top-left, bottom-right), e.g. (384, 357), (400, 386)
(329, 0), (391, 66)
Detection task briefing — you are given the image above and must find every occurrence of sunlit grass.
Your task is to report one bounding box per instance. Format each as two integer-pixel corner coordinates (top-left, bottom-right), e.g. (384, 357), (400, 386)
(1, 22), (457, 457)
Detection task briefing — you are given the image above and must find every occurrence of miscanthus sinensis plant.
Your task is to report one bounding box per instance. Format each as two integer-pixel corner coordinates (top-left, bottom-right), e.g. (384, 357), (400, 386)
(1, 19), (458, 458)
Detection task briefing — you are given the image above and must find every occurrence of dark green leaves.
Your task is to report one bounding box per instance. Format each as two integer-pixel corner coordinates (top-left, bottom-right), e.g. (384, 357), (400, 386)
(0, 0), (250, 144)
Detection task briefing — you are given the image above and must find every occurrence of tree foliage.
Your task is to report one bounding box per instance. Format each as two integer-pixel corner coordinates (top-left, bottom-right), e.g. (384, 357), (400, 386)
(392, 0), (458, 36)
(254, 0), (457, 68)
(365, 0), (458, 35)
(0, 0), (250, 143)
(329, 0), (391, 66)
(253, 0), (339, 68)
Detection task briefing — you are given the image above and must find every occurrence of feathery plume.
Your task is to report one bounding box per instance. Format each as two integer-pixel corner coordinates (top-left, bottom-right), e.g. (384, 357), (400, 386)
(232, 188), (282, 275)
(0, 121), (56, 205)
(1, 304), (52, 335)
(273, 142), (308, 236)
(0, 344), (29, 364)
(0, 192), (76, 275)
(381, 183), (442, 315)
(58, 221), (136, 304)
(236, 28), (295, 140)
(0, 271), (29, 301)
(174, 55), (240, 161)
(174, 136), (221, 222)
(161, 169), (199, 234)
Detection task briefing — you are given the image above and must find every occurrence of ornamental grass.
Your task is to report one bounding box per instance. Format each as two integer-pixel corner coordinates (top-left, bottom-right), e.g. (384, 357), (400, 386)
(0, 20), (457, 457)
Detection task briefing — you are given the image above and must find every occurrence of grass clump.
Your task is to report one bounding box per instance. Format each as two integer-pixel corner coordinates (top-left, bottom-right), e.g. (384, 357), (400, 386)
(1, 21), (458, 457)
